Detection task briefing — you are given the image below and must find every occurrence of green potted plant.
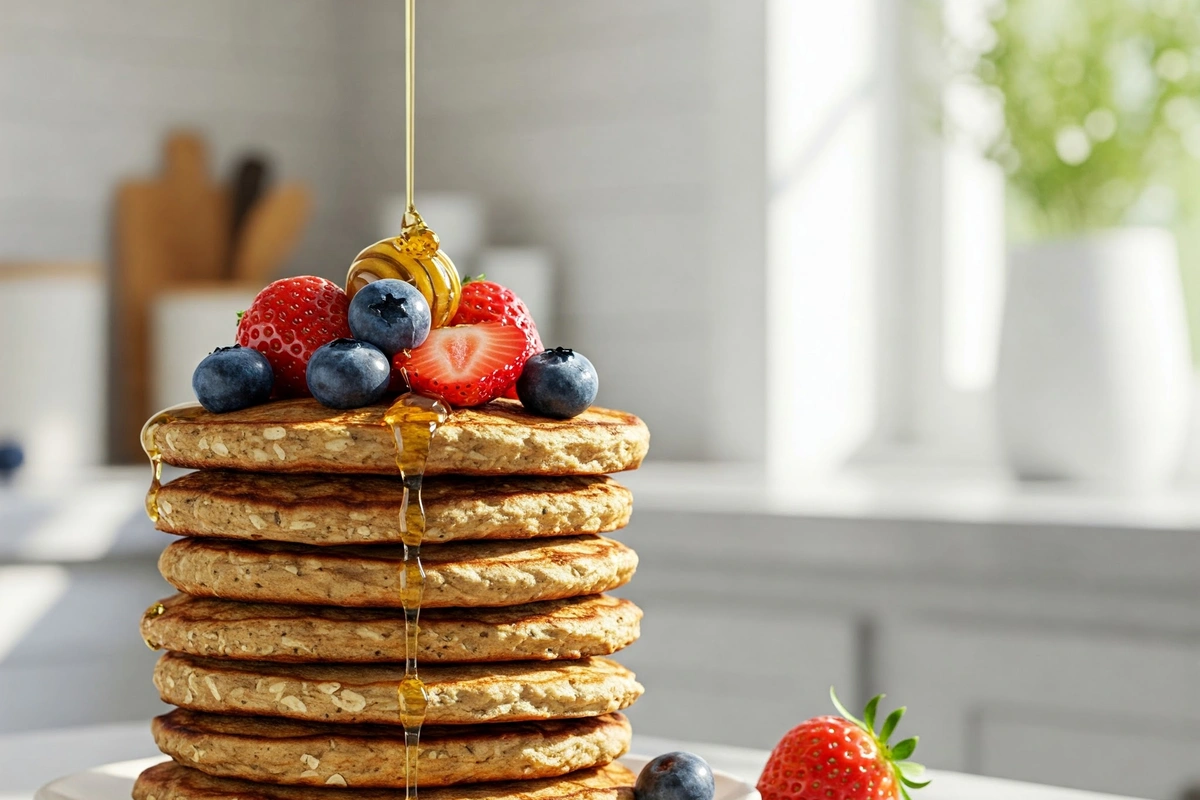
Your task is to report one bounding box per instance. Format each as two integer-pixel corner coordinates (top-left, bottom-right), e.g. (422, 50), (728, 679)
(961, 0), (1198, 484)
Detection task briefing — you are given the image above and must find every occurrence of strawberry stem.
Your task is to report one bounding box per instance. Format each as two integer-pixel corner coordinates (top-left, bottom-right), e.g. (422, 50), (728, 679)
(829, 687), (930, 797)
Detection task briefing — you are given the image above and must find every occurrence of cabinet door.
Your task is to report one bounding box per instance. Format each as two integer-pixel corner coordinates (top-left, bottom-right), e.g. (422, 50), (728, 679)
(980, 713), (1200, 800)
(875, 617), (1200, 799)
(618, 600), (859, 749)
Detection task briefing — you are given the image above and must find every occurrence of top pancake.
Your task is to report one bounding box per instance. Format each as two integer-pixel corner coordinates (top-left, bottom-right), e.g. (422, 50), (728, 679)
(145, 398), (649, 476)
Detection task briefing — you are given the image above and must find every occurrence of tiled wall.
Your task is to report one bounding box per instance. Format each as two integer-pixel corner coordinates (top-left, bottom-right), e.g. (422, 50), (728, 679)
(0, 0), (755, 459)
(0, 0), (361, 275)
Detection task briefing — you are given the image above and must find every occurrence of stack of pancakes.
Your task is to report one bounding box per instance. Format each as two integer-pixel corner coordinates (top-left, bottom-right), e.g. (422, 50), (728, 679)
(135, 398), (650, 800)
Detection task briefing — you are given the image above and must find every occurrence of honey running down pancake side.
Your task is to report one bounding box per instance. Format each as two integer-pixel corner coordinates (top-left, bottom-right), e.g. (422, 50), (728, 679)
(143, 594), (642, 663)
(152, 710), (631, 788)
(143, 398), (649, 476)
(134, 761), (637, 800)
(158, 536), (637, 609)
(153, 653), (643, 725)
(153, 471), (633, 545)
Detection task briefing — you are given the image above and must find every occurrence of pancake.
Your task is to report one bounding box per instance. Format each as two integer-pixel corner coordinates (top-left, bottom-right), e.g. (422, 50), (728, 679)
(158, 536), (637, 609)
(143, 398), (649, 476)
(154, 471), (633, 545)
(152, 709), (631, 787)
(144, 594), (642, 663)
(153, 653), (643, 725)
(134, 760), (636, 800)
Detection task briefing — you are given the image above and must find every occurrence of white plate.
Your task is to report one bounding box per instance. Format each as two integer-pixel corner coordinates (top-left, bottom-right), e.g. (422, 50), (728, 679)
(36, 755), (760, 800)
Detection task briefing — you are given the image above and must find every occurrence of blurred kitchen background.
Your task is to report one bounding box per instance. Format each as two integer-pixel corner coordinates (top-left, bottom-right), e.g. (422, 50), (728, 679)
(3, 0), (1200, 797)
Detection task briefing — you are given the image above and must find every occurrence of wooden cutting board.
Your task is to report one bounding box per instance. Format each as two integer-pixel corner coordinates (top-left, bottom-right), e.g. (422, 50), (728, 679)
(112, 132), (229, 463)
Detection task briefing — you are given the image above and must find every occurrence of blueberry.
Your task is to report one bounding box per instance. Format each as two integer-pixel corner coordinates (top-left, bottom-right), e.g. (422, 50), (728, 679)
(192, 345), (274, 414)
(516, 348), (598, 419)
(0, 441), (24, 480)
(347, 279), (431, 356)
(635, 752), (715, 800)
(306, 338), (391, 409)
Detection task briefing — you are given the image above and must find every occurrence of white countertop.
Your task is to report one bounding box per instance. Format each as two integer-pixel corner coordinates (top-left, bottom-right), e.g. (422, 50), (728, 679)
(0, 722), (1145, 800)
(622, 461), (1200, 531)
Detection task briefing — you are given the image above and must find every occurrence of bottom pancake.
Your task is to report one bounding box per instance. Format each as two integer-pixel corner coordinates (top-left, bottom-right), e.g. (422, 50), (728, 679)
(154, 652), (643, 725)
(153, 709), (631, 787)
(134, 760), (636, 800)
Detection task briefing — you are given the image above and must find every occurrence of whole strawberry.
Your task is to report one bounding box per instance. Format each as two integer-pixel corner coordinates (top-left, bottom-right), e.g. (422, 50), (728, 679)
(757, 690), (929, 800)
(451, 278), (542, 398)
(236, 276), (352, 397)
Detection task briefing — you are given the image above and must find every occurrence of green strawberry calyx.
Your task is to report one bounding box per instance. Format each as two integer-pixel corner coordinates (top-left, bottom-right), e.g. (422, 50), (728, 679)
(830, 687), (931, 800)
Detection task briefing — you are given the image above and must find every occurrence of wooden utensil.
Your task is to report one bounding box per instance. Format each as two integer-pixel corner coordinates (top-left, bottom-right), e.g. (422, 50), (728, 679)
(232, 183), (312, 285)
(227, 155), (271, 278)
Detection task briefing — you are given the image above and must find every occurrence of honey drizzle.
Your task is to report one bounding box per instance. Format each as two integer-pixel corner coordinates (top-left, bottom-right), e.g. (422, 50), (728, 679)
(141, 602), (166, 651)
(383, 392), (449, 800)
(139, 403), (200, 523)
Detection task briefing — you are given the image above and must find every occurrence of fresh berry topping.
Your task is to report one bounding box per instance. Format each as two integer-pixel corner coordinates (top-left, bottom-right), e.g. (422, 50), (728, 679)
(191, 345), (274, 414)
(236, 276), (352, 397)
(635, 752), (715, 800)
(347, 278), (431, 356)
(398, 322), (534, 407)
(757, 689), (929, 800)
(305, 339), (391, 409)
(516, 348), (598, 419)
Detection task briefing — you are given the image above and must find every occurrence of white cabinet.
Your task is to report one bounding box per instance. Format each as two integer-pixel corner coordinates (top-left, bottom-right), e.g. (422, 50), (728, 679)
(619, 601), (859, 749)
(876, 619), (1200, 800)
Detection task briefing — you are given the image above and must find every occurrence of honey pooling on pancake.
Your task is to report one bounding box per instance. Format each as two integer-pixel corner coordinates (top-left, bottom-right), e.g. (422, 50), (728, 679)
(383, 392), (449, 797)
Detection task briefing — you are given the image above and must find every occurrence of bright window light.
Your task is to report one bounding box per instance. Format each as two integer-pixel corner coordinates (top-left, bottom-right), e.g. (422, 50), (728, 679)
(0, 565), (69, 662)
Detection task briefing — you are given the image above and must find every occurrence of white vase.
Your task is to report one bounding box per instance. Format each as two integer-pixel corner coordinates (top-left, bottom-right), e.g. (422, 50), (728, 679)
(996, 227), (1192, 485)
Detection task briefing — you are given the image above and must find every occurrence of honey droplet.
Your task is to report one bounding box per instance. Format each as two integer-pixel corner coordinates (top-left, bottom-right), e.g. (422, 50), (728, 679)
(142, 602), (166, 651)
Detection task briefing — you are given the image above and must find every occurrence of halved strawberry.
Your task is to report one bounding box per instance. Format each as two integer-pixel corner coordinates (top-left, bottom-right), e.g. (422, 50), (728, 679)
(452, 279), (543, 399)
(397, 322), (534, 407)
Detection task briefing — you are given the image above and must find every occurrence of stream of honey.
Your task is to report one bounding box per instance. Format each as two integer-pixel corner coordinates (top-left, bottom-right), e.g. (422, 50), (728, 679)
(384, 392), (449, 798)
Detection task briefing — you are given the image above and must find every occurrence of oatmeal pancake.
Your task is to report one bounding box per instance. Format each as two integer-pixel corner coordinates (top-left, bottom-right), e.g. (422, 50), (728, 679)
(144, 398), (648, 476)
(143, 593), (641, 663)
(133, 760), (636, 800)
(158, 536), (637, 609)
(153, 471), (632, 545)
(152, 709), (630, 787)
(153, 652), (643, 726)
